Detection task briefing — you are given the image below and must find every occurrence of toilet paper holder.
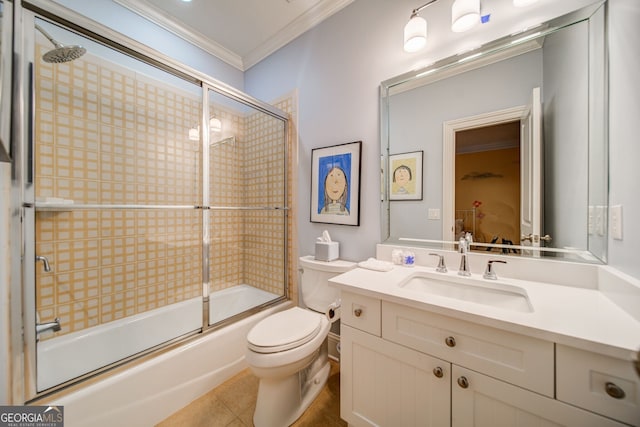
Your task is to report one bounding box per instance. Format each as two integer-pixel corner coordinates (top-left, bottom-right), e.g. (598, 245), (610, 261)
(326, 299), (341, 322)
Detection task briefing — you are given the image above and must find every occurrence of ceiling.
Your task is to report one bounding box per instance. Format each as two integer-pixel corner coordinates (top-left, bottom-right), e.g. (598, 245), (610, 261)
(113, 0), (354, 71)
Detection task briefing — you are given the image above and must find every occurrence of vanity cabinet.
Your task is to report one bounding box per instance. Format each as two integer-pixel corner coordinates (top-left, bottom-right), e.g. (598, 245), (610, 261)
(340, 291), (630, 427)
(341, 325), (450, 426)
(556, 344), (640, 426)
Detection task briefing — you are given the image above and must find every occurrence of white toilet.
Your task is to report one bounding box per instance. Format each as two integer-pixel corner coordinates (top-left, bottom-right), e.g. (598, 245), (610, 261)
(246, 255), (355, 427)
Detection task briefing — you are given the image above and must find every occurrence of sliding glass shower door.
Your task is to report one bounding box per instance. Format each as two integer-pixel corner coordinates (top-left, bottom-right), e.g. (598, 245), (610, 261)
(19, 7), (289, 398)
(205, 89), (288, 325)
(29, 17), (205, 392)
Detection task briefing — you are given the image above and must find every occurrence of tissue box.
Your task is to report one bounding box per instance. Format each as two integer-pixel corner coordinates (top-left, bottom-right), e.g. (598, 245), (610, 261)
(315, 241), (339, 261)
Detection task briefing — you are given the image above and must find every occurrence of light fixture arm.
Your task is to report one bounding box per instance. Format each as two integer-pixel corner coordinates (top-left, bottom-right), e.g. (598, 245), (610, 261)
(410, 0), (440, 18)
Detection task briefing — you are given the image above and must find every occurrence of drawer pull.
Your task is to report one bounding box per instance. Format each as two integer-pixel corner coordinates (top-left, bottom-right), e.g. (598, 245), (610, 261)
(433, 367), (444, 378)
(354, 308), (363, 317)
(457, 376), (469, 389)
(605, 382), (626, 399)
(445, 336), (456, 347)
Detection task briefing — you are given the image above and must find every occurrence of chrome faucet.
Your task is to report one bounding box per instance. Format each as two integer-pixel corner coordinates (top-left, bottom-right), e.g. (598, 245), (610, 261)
(36, 317), (61, 338)
(483, 260), (507, 280)
(429, 253), (447, 273)
(35, 255), (52, 272)
(458, 234), (471, 277)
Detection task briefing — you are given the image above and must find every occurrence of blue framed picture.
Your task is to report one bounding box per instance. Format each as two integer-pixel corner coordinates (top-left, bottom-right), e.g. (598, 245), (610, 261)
(310, 141), (361, 226)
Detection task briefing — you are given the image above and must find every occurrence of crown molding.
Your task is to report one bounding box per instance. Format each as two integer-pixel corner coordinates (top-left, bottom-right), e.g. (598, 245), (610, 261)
(243, 0), (355, 70)
(114, 0), (353, 72)
(114, 0), (244, 70)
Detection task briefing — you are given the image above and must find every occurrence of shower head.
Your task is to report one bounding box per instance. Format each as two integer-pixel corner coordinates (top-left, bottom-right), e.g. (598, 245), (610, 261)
(35, 24), (86, 63)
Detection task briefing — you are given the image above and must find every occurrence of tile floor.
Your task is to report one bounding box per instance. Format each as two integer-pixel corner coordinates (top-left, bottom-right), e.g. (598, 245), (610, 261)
(156, 360), (346, 427)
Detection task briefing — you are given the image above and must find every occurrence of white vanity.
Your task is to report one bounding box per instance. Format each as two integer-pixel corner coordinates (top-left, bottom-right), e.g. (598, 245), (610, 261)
(330, 245), (640, 427)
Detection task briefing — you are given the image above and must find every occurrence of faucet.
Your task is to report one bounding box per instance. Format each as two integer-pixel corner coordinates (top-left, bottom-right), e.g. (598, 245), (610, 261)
(429, 253), (447, 273)
(36, 255), (52, 273)
(458, 234), (471, 277)
(483, 260), (507, 280)
(36, 317), (61, 338)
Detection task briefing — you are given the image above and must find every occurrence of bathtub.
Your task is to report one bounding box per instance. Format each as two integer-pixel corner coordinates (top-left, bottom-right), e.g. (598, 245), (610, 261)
(36, 288), (290, 426)
(209, 284), (281, 324)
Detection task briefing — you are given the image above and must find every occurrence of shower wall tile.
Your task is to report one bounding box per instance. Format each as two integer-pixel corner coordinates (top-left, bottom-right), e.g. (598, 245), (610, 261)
(34, 41), (295, 338)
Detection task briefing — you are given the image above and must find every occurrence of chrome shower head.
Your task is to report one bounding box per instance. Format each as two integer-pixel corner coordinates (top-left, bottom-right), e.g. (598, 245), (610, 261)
(35, 24), (86, 63)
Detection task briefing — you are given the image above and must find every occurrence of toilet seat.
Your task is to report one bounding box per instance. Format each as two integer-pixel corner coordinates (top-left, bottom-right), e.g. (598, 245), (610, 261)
(247, 307), (322, 354)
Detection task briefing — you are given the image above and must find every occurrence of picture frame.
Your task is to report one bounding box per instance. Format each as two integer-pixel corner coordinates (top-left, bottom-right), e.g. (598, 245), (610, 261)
(310, 141), (362, 226)
(389, 150), (423, 201)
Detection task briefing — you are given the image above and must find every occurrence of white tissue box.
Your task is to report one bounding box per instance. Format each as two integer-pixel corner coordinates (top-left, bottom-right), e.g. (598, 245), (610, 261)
(315, 241), (339, 262)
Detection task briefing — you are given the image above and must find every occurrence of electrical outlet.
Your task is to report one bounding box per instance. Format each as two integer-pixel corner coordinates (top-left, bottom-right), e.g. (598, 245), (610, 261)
(611, 205), (623, 240)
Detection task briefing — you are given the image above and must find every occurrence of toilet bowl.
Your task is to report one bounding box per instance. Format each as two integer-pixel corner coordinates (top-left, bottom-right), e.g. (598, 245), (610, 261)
(246, 256), (355, 427)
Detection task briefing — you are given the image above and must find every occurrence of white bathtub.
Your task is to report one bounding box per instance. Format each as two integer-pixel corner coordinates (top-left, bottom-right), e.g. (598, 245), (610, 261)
(37, 288), (290, 426)
(209, 284), (281, 324)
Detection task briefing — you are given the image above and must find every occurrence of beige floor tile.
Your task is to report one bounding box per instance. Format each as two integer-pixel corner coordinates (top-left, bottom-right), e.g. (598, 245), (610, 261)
(156, 360), (346, 427)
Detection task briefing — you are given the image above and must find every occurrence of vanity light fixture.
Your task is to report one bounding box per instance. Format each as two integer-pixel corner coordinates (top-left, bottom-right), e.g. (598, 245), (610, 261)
(209, 117), (222, 133)
(451, 0), (481, 33)
(188, 126), (199, 141)
(404, 0), (482, 52)
(188, 117), (223, 141)
(403, 1), (437, 53)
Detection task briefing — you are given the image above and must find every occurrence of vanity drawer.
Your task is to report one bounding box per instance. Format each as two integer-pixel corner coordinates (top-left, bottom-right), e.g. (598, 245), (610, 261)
(556, 344), (640, 426)
(382, 301), (554, 396)
(341, 291), (381, 336)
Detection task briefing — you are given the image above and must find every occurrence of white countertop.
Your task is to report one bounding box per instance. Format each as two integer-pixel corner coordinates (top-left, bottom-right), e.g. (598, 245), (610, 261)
(330, 264), (640, 360)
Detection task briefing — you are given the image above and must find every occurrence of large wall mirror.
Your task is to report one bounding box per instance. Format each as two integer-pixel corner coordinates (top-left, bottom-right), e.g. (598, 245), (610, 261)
(380, 1), (608, 263)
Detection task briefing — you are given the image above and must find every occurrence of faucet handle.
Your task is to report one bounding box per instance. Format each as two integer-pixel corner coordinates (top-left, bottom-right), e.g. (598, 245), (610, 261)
(458, 237), (468, 253)
(429, 253), (447, 273)
(483, 260), (507, 280)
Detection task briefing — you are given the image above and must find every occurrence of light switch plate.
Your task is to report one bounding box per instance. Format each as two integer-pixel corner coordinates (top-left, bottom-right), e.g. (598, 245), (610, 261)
(428, 208), (440, 220)
(611, 205), (623, 240)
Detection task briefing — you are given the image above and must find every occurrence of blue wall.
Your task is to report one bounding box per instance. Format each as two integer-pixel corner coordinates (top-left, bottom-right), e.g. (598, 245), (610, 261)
(52, 0), (244, 90)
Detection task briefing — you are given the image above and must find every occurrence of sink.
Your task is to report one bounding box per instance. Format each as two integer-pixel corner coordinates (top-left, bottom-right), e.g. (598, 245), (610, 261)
(398, 272), (533, 313)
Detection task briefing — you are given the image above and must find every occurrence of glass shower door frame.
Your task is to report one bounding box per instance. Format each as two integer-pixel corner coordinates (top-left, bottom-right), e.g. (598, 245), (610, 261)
(16, 2), (289, 401)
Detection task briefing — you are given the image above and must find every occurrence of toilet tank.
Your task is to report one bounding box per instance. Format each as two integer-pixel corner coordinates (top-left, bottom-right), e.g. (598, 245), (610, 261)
(299, 255), (355, 312)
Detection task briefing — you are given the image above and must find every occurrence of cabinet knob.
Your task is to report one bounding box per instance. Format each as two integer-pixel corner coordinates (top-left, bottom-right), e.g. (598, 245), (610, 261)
(445, 336), (456, 347)
(605, 382), (626, 399)
(433, 367), (444, 378)
(457, 376), (469, 389)
(353, 308), (363, 317)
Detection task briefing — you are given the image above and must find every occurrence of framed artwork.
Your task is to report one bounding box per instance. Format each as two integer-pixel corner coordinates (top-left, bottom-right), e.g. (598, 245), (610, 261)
(310, 141), (362, 226)
(389, 150), (423, 201)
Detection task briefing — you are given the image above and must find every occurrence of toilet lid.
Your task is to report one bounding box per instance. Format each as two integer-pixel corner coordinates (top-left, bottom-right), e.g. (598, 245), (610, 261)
(247, 307), (322, 354)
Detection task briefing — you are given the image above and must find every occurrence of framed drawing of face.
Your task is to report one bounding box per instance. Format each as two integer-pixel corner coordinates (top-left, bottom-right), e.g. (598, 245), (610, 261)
(389, 151), (423, 201)
(310, 141), (362, 226)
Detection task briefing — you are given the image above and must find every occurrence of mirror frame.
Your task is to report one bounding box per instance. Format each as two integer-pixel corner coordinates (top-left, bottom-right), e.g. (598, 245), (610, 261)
(380, 1), (608, 263)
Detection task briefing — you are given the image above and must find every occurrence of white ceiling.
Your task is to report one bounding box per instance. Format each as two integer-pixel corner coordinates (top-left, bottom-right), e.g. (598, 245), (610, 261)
(113, 0), (354, 71)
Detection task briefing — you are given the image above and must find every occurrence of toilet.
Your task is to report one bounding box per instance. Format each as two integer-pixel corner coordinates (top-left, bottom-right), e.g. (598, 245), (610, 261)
(246, 255), (355, 427)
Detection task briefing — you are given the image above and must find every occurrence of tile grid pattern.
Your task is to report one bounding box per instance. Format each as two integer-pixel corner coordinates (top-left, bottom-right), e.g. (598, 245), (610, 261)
(34, 41), (295, 336)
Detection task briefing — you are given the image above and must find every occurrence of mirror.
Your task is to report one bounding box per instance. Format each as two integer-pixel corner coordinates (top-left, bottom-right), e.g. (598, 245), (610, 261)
(381, 1), (608, 263)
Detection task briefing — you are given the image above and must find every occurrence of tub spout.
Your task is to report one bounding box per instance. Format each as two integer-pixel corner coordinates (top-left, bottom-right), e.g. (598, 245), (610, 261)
(36, 255), (52, 273)
(37, 318), (61, 336)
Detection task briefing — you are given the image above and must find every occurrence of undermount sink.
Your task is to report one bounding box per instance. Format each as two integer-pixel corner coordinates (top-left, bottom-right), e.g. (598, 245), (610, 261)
(398, 272), (533, 313)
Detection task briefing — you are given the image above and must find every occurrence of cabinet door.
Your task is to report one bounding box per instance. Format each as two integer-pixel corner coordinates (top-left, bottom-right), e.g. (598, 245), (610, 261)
(452, 366), (625, 427)
(341, 325), (450, 427)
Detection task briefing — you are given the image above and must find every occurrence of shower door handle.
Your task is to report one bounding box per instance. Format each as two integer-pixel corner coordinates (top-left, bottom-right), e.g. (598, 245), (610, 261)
(36, 317), (61, 339)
